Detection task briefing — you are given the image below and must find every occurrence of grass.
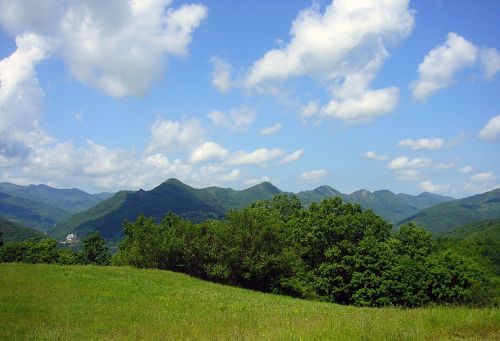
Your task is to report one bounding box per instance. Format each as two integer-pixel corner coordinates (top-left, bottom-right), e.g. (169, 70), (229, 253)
(0, 263), (499, 340)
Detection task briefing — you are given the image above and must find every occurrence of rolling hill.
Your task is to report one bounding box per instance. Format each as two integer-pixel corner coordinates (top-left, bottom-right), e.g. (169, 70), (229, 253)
(399, 188), (500, 235)
(0, 263), (497, 340)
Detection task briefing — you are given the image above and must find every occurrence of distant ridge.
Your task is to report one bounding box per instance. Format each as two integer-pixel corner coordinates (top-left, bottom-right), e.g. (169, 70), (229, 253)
(398, 188), (500, 235)
(51, 178), (455, 242)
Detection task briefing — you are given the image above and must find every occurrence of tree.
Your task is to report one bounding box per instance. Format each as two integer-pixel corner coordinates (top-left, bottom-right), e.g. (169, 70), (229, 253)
(80, 232), (110, 265)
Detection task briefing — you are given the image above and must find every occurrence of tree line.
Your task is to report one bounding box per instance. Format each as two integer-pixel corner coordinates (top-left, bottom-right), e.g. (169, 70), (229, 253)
(114, 195), (495, 307)
(1, 194), (496, 307)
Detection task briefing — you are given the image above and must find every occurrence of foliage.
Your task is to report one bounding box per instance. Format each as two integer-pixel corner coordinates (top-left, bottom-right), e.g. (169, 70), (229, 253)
(80, 232), (111, 265)
(0, 218), (46, 242)
(116, 194), (494, 307)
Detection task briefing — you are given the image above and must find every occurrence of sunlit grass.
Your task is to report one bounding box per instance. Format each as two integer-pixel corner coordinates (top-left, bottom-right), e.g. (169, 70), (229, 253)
(1, 263), (498, 340)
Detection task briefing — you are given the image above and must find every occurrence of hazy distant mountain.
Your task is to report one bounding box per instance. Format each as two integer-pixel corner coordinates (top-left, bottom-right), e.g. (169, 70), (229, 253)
(0, 192), (71, 231)
(51, 179), (282, 242)
(0, 218), (46, 242)
(51, 178), (457, 242)
(0, 183), (109, 213)
(0, 182), (115, 232)
(297, 187), (453, 224)
(398, 188), (500, 235)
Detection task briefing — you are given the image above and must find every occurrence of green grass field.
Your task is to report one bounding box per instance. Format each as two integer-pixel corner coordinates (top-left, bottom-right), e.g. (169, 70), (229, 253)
(0, 263), (498, 340)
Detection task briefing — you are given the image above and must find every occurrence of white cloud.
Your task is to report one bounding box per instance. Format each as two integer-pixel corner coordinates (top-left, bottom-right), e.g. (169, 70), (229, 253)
(363, 151), (388, 161)
(0, 32), (55, 157)
(396, 169), (421, 181)
(412, 33), (499, 101)
(146, 118), (204, 154)
(225, 148), (284, 166)
(260, 123), (283, 136)
(219, 169), (241, 182)
(420, 180), (449, 193)
(244, 0), (414, 122)
(244, 176), (272, 186)
(73, 111), (83, 123)
(300, 101), (319, 117)
(279, 149), (304, 165)
(459, 165), (473, 173)
(189, 142), (228, 164)
(470, 172), (497, 183)
(479, 114), (500, 141)
(210, 57), (233, 92)
(480, 48), (500, 80)
(435, 162), (455, 170)
(0, 0), (208, 97)
(388, 156), (432, 170)
(300, 169), (327, 182)
(398, 138), (444, 150)
(207, 107), (256, 132)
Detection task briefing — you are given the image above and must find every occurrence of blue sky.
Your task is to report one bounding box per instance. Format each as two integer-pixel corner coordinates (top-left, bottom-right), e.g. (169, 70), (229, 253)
(0, 0), (498, 197)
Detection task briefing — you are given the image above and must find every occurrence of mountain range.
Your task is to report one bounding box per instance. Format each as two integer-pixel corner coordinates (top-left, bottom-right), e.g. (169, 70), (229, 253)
(0, 183), (112, 231)
(1, 179), (498, 244)
(50, 179), (453, 242)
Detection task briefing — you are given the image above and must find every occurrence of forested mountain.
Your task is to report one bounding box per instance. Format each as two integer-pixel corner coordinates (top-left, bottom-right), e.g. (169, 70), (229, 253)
(0, 218), (46, 242)
(0, 183), (108, 213)
(0, 183), (114, 231)
(297, 187), (452, 224)
(51, 179), (282, 241)
(398, 188), (500, 235)
(0, 192), (72, 231)
(51, 178), (455, 242)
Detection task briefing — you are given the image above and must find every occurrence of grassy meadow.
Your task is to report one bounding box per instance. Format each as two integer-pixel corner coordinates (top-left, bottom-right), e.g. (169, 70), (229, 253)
(0, 263), (499, 340)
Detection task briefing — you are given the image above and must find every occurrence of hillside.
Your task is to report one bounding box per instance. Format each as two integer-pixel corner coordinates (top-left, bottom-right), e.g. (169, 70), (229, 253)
(0, 218), (46, 242)
(437, 219), (500, 276)
(0, 192), (72, 231)
(0, 263), (498, 340)
(51, 179), (282, 242)
(399, 188), (500, 235)
(0, 182), (109, 213)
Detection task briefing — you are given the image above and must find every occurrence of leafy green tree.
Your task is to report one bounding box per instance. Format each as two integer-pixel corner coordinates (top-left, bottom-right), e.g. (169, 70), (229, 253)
(0, 231), (3, 247)
(80, 232), (110, 265)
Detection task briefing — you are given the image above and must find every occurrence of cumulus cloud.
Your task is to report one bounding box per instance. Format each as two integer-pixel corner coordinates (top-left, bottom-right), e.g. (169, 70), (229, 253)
(146, 118), (204, 154)
(300, 169), (327, 182)
(210, 57), (233, 92)
(412, 33), (499, 101)
(189, 142), (228, 164)
(420, 180), (449, 193)
(207, 107), (256, 132)
(244, 0), (414, 122)
(244, 176), (272, 186)
(225, 148), (284, 166)
(464, 172), (499, 194)
(0, 0), (208, 97)
(470, 172), (497, 183)
(459, 165), (473, 173)
(300, 101), (319, 118)
(279, 149), (304, 165)
(0, 32), (55, 156)
(435, 162), (455, 170)
(480, 48), (500, 80)
(388, 156), (432, 170)
(363, 151), (388, 161)
(260, 123), (283, 136)
(398, 138), (444, 150)
(479, 114), (500, 141)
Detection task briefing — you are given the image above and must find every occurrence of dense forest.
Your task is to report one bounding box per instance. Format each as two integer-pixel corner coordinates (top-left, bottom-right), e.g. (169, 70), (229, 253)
(1, 194), (497, 307)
